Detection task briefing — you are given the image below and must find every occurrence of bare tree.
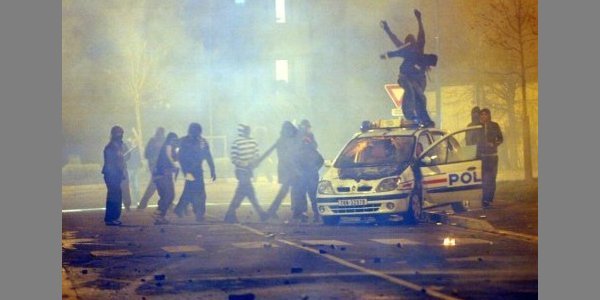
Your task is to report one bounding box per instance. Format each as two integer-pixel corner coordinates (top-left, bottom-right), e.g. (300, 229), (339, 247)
(477, 0), (538, 181)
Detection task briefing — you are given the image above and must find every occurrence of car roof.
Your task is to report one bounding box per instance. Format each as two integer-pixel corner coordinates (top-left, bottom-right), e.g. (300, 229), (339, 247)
(354, 127), (445, 139)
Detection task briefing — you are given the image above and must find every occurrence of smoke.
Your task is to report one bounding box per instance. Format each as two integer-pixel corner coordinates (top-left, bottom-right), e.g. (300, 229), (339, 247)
(63, 0), (537, 179)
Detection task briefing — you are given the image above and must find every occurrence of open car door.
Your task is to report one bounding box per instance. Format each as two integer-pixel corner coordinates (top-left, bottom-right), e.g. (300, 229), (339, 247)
(416, 126), (483, 210)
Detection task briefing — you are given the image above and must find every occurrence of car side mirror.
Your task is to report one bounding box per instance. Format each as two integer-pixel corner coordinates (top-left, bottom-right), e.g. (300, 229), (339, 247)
(324, 160), (333, 167)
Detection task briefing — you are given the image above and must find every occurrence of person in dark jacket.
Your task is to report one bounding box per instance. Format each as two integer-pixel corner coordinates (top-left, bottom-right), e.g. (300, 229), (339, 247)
(466, 106), (481, 145)
(476, 108), (504, 208)
(137, 127), (165, 209)
(174, 123), (216, 222)
(264, 121), (302, 221)
(291, 119), (324, 223)
(101, 125), (128, 226)
(153, 132), (179, 225)
(380, 9), (435, 128)
(224, 124), (268, 223)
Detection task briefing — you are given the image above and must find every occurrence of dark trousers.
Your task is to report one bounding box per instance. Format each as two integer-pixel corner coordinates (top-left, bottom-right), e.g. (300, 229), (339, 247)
(267, 181), (291, 216)
(399, 74), (432, 124)
(226, 169), (266, 218)
(138, 163), (157, 208)
(290, 172), (319, 218)
(306, 172), (319, 217)
(482, 155), (499, 204)
(399, 75), (417, 121)
(175, 175), (207, 219)
(155, 173), (175, 217)
(104, 176), (123, 222)
(290, 179), (308, 218)
(120, 178), (131, 210)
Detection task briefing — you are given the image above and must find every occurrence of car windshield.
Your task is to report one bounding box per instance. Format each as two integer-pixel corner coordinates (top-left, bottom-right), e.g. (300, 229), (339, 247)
(334, 136), (415, 168)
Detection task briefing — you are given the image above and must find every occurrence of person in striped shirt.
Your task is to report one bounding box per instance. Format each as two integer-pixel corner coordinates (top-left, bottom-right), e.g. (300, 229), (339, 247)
(224, 124), (268, 223)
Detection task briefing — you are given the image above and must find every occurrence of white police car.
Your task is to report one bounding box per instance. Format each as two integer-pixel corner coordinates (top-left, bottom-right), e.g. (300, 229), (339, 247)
(317, 118), (484, 225)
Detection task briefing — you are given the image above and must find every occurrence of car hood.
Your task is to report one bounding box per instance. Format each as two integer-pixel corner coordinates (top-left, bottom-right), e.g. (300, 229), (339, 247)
(336, 163), (409, 181)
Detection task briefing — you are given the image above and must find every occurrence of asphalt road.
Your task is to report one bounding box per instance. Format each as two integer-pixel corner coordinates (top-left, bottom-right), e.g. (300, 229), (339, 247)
(62, 180), (538, 300)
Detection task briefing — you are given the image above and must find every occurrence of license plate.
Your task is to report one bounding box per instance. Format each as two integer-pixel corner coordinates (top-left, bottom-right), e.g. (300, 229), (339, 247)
(338, 199), (368, 206)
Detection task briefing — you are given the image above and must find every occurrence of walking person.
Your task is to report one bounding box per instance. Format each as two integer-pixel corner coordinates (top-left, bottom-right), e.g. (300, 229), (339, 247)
(224, 124), (269, 223)
(137, 127), (165, 209)
(476, 108), (504, 208)
(101, 125), (128, 226)
(153, 132), (179, 225)
(380, 9), (437, 128)
(265, 121), (302, 221)
(174, 123), (216, 222)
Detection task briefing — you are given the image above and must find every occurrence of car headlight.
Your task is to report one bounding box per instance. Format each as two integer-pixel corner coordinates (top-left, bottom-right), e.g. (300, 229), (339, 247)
(317, 181), (334, 194)
(376, 177), (399, 192)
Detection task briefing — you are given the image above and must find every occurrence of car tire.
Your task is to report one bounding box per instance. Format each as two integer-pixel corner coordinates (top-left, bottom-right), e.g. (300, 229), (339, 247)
(451, 201), (468, 213)
(322, 216), (340, 226)
(404, 188), (423, 225)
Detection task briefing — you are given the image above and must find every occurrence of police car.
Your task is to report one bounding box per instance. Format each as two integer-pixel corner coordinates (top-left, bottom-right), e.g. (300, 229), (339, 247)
(316, 118), (484, 225)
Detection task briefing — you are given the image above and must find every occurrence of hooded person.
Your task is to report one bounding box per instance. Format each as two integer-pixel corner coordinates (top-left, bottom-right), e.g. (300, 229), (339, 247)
(477, 108), (503, 208)
(292, 119), (324, 223)
(224, 124), (268, 223)
(173, 123), (216, 222)
(101, 125), (128, 226)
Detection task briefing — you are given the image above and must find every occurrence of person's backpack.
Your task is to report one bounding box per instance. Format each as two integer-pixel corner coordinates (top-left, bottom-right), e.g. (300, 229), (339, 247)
(421, 53), (438, 67)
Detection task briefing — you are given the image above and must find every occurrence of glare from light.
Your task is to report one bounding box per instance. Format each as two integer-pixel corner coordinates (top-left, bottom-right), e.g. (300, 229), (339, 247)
(275, 59), (288, 82)
(443, 237), (456, 247)
(275, 0), (286, 23)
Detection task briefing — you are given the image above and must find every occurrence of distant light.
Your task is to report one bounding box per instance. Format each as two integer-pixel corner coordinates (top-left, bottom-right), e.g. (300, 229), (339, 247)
(443, 237), (456, 247)
(235, 0), (245, 4)
(276, 0), (286, 23)
(275, 59), (288, 82)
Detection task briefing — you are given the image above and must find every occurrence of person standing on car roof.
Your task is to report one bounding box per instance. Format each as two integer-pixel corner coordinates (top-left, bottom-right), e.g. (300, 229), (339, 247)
(224, 124), (269, 223)
(380, 9), (436, 128)
(477, 108), (503, 208)
(101, 125), (128, 226)
(137, 127), (165, 209)
(174, 123), (216, 222)
(153, 132), (179, 225)
(264, 121), (303, 221)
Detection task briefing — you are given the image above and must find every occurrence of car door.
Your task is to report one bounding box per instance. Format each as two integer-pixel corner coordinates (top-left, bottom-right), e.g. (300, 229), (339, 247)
(416, 127), (483, 207)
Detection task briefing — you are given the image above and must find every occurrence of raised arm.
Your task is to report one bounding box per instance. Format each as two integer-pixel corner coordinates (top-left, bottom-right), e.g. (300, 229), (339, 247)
(380, 20), (404, 48)
(415, 9), (425, 54)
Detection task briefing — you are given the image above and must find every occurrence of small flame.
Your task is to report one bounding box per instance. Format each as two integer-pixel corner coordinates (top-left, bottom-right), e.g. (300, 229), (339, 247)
(443, 237), (456, 246)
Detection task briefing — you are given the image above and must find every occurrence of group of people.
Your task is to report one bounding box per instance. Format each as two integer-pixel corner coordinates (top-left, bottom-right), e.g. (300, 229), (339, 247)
(101, 120), (324, 226)
(380, 9), (504, 208)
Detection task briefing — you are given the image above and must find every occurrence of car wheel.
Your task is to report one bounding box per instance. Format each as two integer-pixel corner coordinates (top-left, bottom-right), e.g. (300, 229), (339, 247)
(322, 216), (340, 226)
(404, 189), (423, 225)
(451, 201), (468, 213)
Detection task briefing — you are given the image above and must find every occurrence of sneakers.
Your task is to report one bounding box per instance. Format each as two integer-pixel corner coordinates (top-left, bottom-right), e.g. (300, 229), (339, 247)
(105, 220), (122, 226)
(224, 213), (239, 224)
(259, 212), (269, 222)
(419, 121), (436, 128)
(154, 216), (169, 225)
